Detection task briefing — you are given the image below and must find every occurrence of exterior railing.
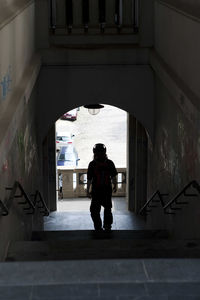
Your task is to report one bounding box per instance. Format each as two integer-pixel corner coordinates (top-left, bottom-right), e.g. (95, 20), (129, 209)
(57, 168), (126, 198)
(49, 0), (139, 34)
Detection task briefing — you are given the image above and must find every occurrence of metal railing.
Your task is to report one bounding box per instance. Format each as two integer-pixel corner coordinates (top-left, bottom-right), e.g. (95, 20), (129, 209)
(5, 181), (35, 215)
(163, 180), (200, 215)
(49, 0), (139, 34)
(140, 180), (200, 217)
(139, 190), (169, 216)
(31, 190), (50, 216)
(0, 181), (49, 217)
(0, 200), (9, 216)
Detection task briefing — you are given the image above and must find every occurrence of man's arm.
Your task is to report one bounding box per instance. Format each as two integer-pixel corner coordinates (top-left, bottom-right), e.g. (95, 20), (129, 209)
(111, 176), (117, 193)
(87, 179), (92, 198)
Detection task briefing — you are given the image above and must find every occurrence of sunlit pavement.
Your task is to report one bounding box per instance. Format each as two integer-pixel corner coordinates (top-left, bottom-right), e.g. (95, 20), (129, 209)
(45, 197), (146, 231)
(57, 197), (127, 212)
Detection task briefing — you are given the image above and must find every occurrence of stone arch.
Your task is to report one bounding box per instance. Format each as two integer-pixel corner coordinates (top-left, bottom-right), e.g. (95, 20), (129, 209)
(38, 65), (154, 211)
(37, 65), (154, 143)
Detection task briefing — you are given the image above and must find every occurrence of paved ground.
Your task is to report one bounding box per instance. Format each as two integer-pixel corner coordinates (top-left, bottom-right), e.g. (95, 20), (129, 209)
(57, 197), (128, 212)
(56, 105), (127, 168)
(2, 258), (200, 299)
(49, 197), (146, 231)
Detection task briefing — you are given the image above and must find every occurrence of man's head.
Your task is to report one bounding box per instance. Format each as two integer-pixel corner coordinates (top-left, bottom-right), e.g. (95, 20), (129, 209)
(93, 143), (106, 154)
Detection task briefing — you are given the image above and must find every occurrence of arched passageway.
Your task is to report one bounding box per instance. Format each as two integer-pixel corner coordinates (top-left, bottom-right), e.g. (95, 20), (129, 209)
(43, 105), (149, 221)
(37, 65), (154, 215)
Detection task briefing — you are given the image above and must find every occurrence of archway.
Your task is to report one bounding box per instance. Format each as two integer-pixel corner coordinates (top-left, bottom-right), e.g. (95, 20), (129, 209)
(55, 104), (127, 215)
(37, 64), (154, 216)
(42, 107), (149, 221)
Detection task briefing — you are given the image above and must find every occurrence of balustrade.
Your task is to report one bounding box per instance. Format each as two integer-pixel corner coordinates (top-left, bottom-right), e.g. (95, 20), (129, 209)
(58, 168), (126, 198)
(49, 0), (139, 34)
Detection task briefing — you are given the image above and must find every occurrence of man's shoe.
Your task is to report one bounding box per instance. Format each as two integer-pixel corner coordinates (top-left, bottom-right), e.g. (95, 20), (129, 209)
(104, 226), (111, 232)
(95, 228), (103, 232)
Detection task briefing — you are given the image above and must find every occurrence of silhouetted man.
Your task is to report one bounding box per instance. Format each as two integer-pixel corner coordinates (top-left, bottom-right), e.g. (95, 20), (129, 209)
(87, 143), (117, 231)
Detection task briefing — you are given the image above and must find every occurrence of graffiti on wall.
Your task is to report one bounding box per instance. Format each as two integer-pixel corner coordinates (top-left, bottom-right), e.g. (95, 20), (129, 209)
(177, 114), (199, 179)
(157, 111), (200, 189)
(17, 126), (37, 177)
(0, 66), (12, 101)
(159, 126), (180, 187)
(24, 126), (37, 175)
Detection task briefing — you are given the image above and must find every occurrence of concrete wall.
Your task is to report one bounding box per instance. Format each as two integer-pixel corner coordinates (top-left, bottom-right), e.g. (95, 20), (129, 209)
(37, 65), (155, 142)
(147, 1), (200, 238)
(0, 1), (35, 112)
(154, 0), (200, 100)
(0, 1), (43, 260)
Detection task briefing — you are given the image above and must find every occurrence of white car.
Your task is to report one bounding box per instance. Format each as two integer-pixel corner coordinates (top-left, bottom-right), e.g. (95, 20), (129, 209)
(56, 132), (75, 149)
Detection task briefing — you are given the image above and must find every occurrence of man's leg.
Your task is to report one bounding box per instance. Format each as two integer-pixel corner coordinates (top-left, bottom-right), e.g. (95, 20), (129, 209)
(60, 187), (63, 199)
(103, 207), (113, 230)
(59, 187), (63, 200)
(90, 201), (102, 230)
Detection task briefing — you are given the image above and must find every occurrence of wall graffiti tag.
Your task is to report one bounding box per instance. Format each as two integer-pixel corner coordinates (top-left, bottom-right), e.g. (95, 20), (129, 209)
(0, 66), (12, 101)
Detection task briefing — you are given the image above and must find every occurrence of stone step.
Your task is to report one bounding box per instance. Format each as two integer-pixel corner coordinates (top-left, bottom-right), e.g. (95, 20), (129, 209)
(6, 237), (200, 261)
(1, 259), (200, 299)
(31, 229), (168, 241)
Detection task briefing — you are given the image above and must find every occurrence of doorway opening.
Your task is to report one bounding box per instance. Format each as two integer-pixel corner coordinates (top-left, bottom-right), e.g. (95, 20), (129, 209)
(55, 104), (127, 215)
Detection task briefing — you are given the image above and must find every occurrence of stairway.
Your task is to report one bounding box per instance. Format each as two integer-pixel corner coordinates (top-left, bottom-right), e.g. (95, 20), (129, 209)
(6, 229), (171, 261)
(5, 229), (200, 262)
(3, 197), (200, 299)
(3, 229), (200, 299)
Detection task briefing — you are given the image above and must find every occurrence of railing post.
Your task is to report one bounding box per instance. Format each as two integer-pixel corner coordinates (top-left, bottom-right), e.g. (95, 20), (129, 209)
(115, 0), (123, 31)
(133, 0), (139, 32)
(73, 0), (82, 33)
(123, 0), (134, 31)
(89, 0), (99, 33)
(56, 0), (66, 29)
(66, 0), (73, 33)
(82, 0), (90, 32)
(62, 170), (75, 198)
(105, 0), (115, 31)
(49, 0), (57, 29)
(99, 0), (106, 32)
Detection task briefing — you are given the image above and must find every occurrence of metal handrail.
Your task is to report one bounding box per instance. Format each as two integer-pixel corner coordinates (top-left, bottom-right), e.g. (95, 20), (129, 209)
(1, 182), (50, 217)
(139, 190), (168, 216)
(0, 200), (9, 216)
(32, 190), (50, 216)
(4, 181), (35, 215)
(164, 180), (199, 214)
